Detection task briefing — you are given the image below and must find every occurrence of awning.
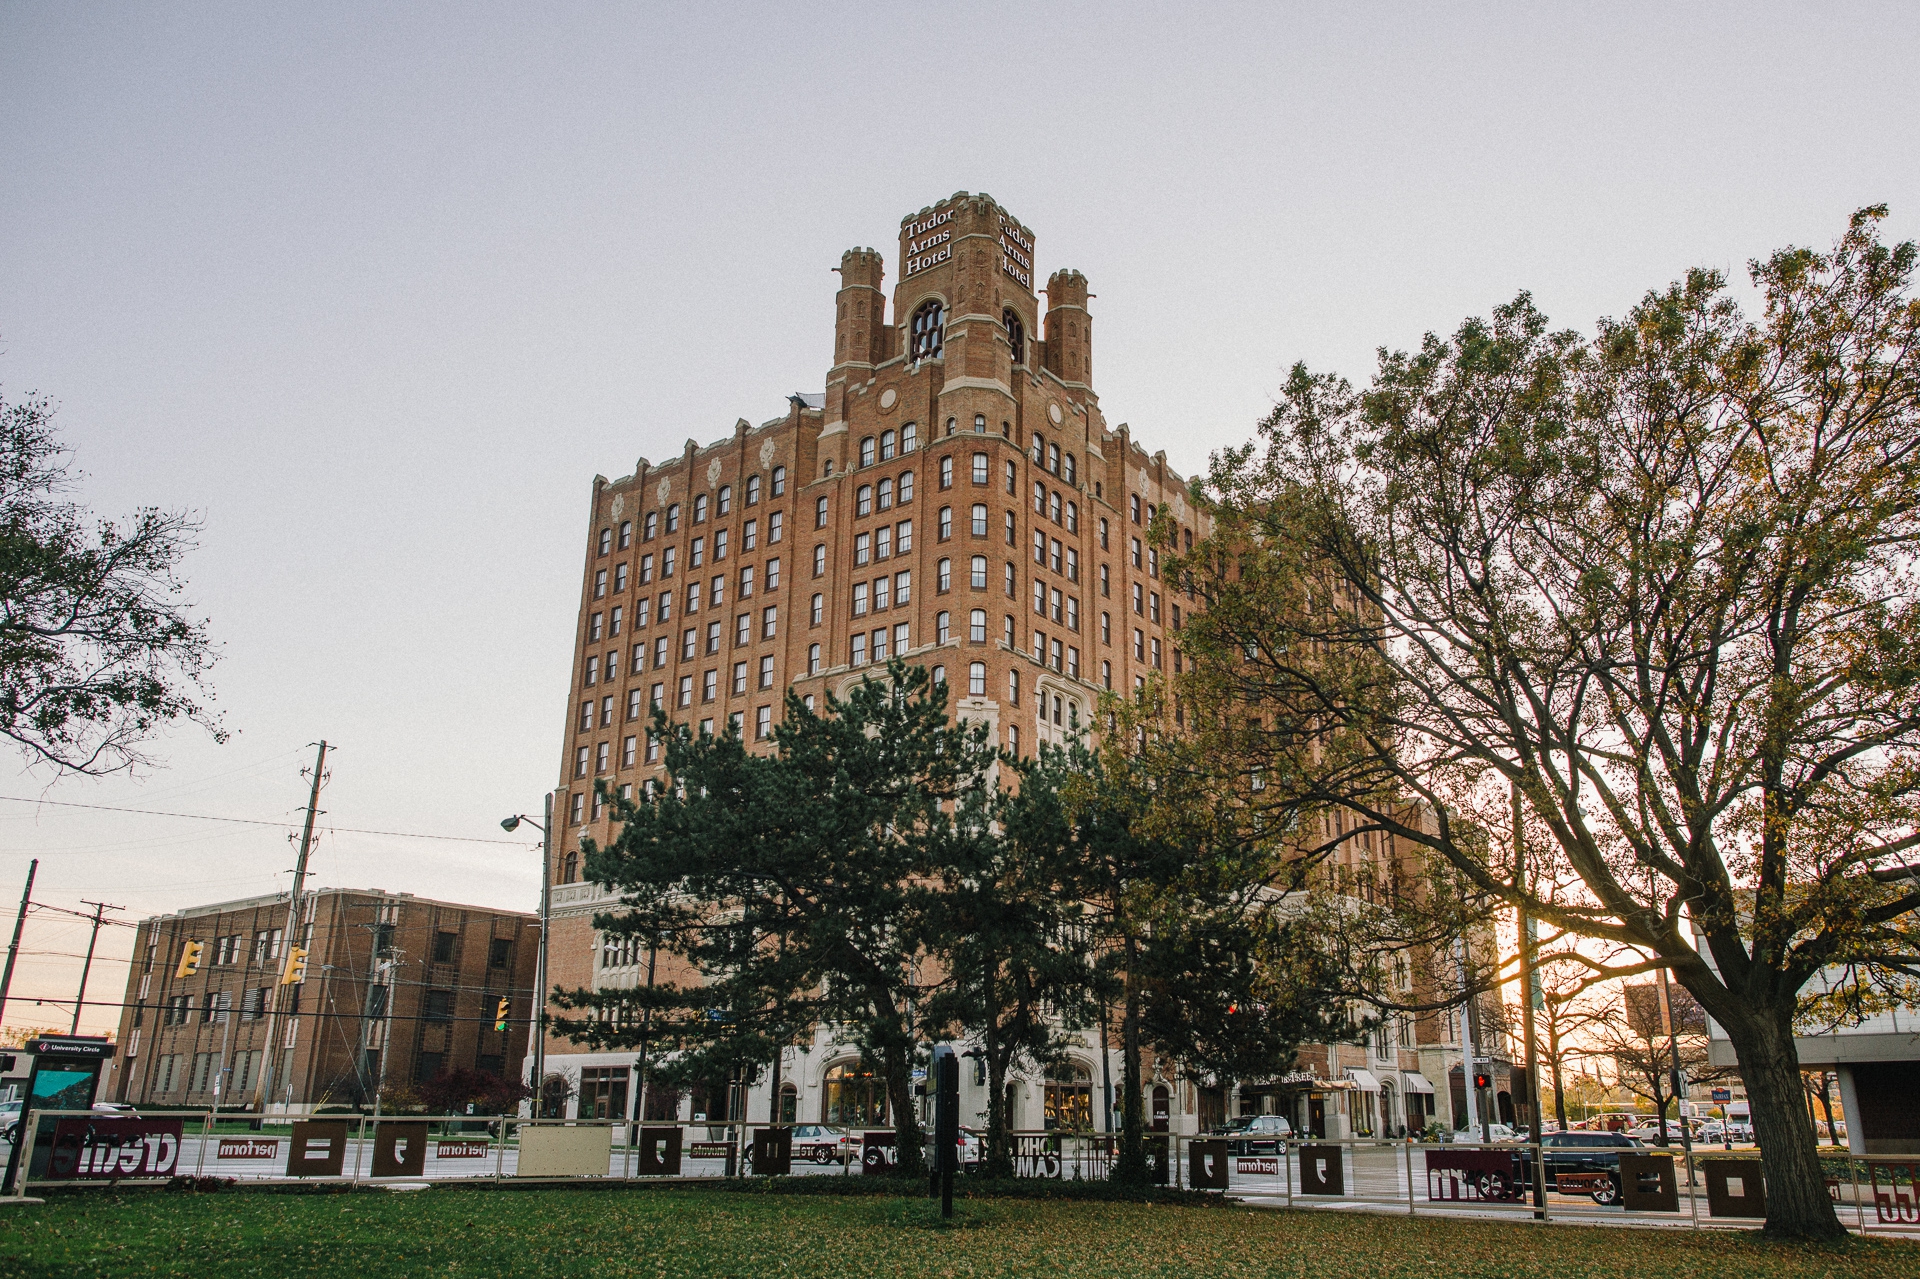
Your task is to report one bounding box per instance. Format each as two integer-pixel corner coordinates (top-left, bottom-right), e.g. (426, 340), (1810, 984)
(1345, 1069), (1381, 1091)
(1402, 1072), (1435, 1095)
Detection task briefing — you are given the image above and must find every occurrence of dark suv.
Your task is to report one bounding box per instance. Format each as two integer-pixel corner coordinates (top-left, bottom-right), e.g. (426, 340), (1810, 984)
(1213, 1113), (1293, 1154)
(1519, 1131), (1644, 1203)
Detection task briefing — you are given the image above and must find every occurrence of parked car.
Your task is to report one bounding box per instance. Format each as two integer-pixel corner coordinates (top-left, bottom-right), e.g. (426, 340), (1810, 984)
(1449, 1123), (1522, 1143)
(789, 1123), (857, 1164)
(1517, 1130), (1644, 1204)
(1214, 1113), (1292, 1154)
(956, 1126), (983, 1170)
(0, 1100), (20, 1144)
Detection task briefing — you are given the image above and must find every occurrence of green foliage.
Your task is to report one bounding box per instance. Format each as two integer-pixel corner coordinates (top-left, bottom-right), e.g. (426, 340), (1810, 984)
(0, 387), (222, 773)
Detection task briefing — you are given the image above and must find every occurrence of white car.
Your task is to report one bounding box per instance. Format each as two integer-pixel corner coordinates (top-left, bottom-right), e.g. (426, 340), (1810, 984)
(1450, 1123), (1522, 1143)
(956, 1126), (982, 1169)
(789, 1123), (856, 1164)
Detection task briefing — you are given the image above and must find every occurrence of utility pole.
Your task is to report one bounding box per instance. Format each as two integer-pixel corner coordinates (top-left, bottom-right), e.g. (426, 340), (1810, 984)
(70, 899), (124, 1035)
(0, 859), (39, 1031)
(1657, 964), (1697, 1172)
(1459, 933), (1483, 1140)
(532, 790), (552, 1115)
(255, 740), (327, 1111)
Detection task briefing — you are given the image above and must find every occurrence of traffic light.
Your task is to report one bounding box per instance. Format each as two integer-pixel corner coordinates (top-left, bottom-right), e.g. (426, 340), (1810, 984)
(494, 997), (511, 1032)
(280, 946), (309, 986)
(175, 939), (205, 978)
(1473, 1072), (1492, 1091)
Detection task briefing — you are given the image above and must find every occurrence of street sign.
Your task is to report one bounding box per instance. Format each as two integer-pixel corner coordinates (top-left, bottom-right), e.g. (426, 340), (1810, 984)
(1711, 1088), (1732, 1103)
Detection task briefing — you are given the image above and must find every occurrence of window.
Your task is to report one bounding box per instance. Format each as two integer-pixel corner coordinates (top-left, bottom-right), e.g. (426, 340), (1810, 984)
(1134, 628), (1146, 659)
(650, 682), (663, 709)
(613, 562), (628, 593)
(1050, 588), (1063, 622)
(1033, 530), (1046, 565)
(968, 662), (987, 696)
(1009, 670), (1020, 704)
(857, 485), (873, 517)
(874, 574), (890, 610)
(855, 532), (870, 565)
(678, 675), (693, 707)
(590, 612), (604, 642)
(1004, 459), (1016, 495)
(910, 299), (944, 359)
(880, 429), (896, 462)
(766, 557), (780, 588)
(596, 741), (610, 773)
(1034, 481), (1046, 514)
(688, 581), (702, 613)
(762, 606), (777, 639)
(969, 609), (987, 642)
(894, 569), (911, 605)
(896, 520), (912, 554)
(618, 520), (632, 549)
(570, 792), (584, 824)
(1004, 561), (1016, 596)
(1050, 538), (1062, 573)
(936, 611), (951, 643)
(691, 536), (705, 568)
(593, 569), (607, 599)
(1005, 614), (1016, 646)
(703, 669), (718, 702)
(1068, 646), (1080, 679)
(813, 544), (827, 576)
(939, 456), (953, 488)
(938, 558), (952, 591)
(756, 705), (772, 739)
(1130, 494), (1142, 524)
(971, 504), (987, 536)
(872, 626), (888, 662)
(768, 510), (782, 542)
(731, 661), (747, 695)
(740, 565), (754, 598)
(622, 735), (637, 767)
(970, 555), (987, 588)
(1008, 724), (1019, 755)
(667, 503), (681, 532)
(854, 583), (869, 616)
(663, 546), (677, 577)
(1006, 510), (1017, 545)
(815, 496), (829, 528)
(852, 632), (868, 665)
(1004, 307), (1025, 364)
(1067, 548), (1079, 582)
(1099, 518), (1109, 550)
(645, 511), (659, 540)
(1150, 548), (1159, 578)
(772, 465), (786, 495)
(1033, 580), (1045, 615)
(932, 664), (946, 685)
(1064, 454), (1076, 486)
(575, 746), (589, 777)
(759, 655), (775, 689)
(877, 478), (893, 510)
(1131, 537), (1142, 569)
(860, 437), (876, 468)
(1152, 637), (1162, 668)
(876, 524), (892, 559)
(433, 930), (458, 964)
(715, 529), (728, 561)
(1066, 501), (1078, 533)
(599, 528), (613, 555)
(972, 453), (988, 485)
(1031, 432), (1045, 464)
(640, 553), (654, 584)
(423, 989), (453, 1023)
(1150, 591), (1161, 624)
(718, 484), (732, 515)
(682, 628), (697, 659)
(1133, 583), (1144, 614)
(1067, 597), (1079, 631)
(807, 642), (821, 675)
(636, 597), (650, 628)
(610, 605), (623, 635)
(939, 506), (952, 540)
(902, 422), (917, 453)
(899, 471), (913, 503)
(1100, 563), (1110, 596)
(654, 635), (669, 667)
(601, 695), (615, 727)
(1102, 660), (1112, 689)
(746, 474), (761, 505)
(811, 593), (824, 625)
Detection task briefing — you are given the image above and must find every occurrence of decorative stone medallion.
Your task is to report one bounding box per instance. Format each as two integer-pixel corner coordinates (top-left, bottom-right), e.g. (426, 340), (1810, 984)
(1048, 403), (1062, 424)
(879, 388), (898, 410)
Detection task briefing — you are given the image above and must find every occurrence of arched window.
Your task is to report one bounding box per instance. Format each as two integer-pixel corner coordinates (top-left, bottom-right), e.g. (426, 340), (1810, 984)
(877, 478), (893, 510)
(931, 662), (946, 684)
(879, 430), (896, 462)
(1048, 443), (1060, 475)
(860, 437), (876, 468)
(1044, 1062), (1093, 1130)
(901, 422), (917, 453)
(1063, 453), (1076, 486)
(562, 851), (579, 884)
(1031, 433), (1045, 464)
(1004, 308), (1026, 365)
(936, 612), (950, 642)
(910, 300), (945, 360)
(857, 485), (873, 517)
(746, 474), (761, 506)
(822, 1062), (887, 1125)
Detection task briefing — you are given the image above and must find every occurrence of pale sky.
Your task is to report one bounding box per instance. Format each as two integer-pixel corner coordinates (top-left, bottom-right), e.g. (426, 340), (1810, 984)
(3, 1), (1916, 1035)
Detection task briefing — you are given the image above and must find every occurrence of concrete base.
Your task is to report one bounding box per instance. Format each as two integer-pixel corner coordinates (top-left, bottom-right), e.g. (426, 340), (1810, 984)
(0, 1196), (44, 1206)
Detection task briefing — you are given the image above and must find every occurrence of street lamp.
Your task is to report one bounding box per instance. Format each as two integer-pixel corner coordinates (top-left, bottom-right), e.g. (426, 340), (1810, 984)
(502, 793), (553, 1117)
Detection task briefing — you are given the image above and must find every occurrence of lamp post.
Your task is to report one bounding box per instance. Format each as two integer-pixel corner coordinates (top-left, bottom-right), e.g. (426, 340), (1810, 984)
(502, 792), (553, 1117)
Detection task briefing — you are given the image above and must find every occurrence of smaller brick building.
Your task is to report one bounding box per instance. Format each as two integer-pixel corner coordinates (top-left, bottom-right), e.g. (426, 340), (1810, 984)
(109, 888), (538, 1113)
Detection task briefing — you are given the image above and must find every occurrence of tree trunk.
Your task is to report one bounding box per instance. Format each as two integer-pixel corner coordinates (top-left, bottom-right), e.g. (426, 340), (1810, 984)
(1547, 1023), (1568, 1132)
(1113, 937), (1147, 1185)
(885, 1048), (925, 1181)
(983, 1013), (1014, 1178)
(1719, 1004), (1845, 1240)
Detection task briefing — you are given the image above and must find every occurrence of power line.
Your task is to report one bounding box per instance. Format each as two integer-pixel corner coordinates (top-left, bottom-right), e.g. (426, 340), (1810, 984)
(0, 795), (534, 845)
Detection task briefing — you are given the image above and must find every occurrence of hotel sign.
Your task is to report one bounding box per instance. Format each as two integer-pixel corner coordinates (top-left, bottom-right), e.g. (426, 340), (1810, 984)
(999, 217), (1033, 291)
(903, 209), (954, 279)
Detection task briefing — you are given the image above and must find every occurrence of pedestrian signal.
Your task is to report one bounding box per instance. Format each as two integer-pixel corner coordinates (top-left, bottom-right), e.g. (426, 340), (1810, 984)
(175, 939), (205, 978)
(495, 997), (510, 1031)
(280, 946), (309, 985)
(1473, 1072), (1492, 1091)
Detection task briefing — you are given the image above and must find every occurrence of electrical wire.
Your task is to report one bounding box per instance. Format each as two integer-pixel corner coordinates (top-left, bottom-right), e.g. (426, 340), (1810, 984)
(0, 795), (534, 845)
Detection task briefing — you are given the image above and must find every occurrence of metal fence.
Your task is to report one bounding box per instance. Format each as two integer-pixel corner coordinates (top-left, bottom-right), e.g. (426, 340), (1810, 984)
(7, 1108), (1917, 1237)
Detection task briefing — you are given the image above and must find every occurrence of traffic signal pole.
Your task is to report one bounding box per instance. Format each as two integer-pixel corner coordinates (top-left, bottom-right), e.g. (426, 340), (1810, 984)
(0, 859), (39, 1032)
(254, 740), (327, 1111)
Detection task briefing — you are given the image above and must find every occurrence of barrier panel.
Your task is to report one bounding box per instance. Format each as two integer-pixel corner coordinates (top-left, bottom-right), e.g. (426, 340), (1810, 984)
(286, 1120), (349, 1178)
(1617, 1153), (1678, 1213)
(749, 1128), (791, 1176)
(1188, 1139), (1229, 1190)
(635, 1126), (683, 1176)
(516, 1123), (614, 1178)
(1703, 1158), (1766, 1219)
(1297, 1143), (1344, 1196)
(1425, 1147), (1522, 1203)
(1866, 1161), (1918, 1227)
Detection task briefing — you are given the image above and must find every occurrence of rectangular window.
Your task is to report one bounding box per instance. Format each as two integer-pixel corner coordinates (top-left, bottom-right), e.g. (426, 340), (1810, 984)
(1033, 481), (1046, 514)
(972, 453), (989, 484)
(640, 553), (654, 583)
(808, 642), (821, 675)
(1131, 537), (1142, 568)
(1068, 646), (1080, 679)
(1004, 562), (1016, 597)
(425, 990), (453, 1022)
(766, 557), (780, 588)
(635, 596), (650, 627)
(1009, 670), (1020, 705)
(687, 581), (701, 613)
(653, 636), (669, 668)
(894, 622), (909, 654)
(896, 520), (912, 554)
(579, 701), (592, 732)
(1067, 597), (1079, 631)
(772, 466), (786, 496)
(874, 575), (891, 610)
(756, 705), (772, 740)
(1067, 548), (1079, 582)
(1152, 637), (1162, 668)
(743, 518), (757, 550)
(715, 529), (728, 560)
(1033, 530), (1046, 564)
(759, 655), (775, 689)
(1033, 579), (1046, 615)
(664, 546), (677, 576)
(937, 611), (951, 643)
(894, 570), (911, 605)
(811, 593), (823, 625)
(871, 627), (889, 662)
(1050, 587), (1063, 623)
(1005, 458), (1017, 495)
(622, 735), (637, 766)
(853, 583), (869, 616)
(815, 496), (829, 528)
(711, 574), (725, 607)
(691, 536), (705, 568)
(939, 506), (952, 540)
(737, 612), (751, 645)
(762, 606), (777, 639)
(659, 590), (672, 622)
(1135, 628), (1145, 659)
(433, 930), (457, 964)
(683, 628), (697, 660)
(703, 669), (718, 702)
(855, 532), (870, 566)
(489, 938), (512, 968)
(614, 563), (628, 593)
(899, 470), (914, 502)
(1005, 510), (1016, 545)
(740, 565), (754, 598)
(1050, 539), (1062, 573)
(707, 621), (722, 654)
(971, 505), (987, 536)
(650, 682), (664, 709)
(732, 661), (747, 695)
(876, 524), (892, 560)
(768, 510), (782, 542)
(1150, 591), (1161, 623)
(814, 544), (826, 576)
(852, 632), (868, 665)
(589, 612), (603, 641)
(678, 675), (693, 708)
(594, 569), (607, 599)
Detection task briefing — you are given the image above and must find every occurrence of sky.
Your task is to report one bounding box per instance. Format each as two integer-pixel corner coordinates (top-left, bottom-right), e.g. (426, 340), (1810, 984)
(2, 1), (1916, 1037)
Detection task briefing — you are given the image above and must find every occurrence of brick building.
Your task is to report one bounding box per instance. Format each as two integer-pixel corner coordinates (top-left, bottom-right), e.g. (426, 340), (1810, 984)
(538, 192), (1471, 1138)
(111, 888), (538, 1113)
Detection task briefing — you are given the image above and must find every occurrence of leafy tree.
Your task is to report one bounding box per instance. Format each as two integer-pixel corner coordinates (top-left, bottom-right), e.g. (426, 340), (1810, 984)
(919, 761), (1094, 1178)
(0, 389), (222, 773)
(1167, 208), (1920, 1238)
(1589, 994), (1729, 1144)
(419, 1067), (532, 1116)
(553, 660), (993, 1180)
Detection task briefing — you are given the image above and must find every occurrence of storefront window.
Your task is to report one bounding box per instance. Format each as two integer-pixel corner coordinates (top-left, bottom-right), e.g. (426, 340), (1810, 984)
(579, 1066), (629, 1120)
(823, 1062), (887, 1126)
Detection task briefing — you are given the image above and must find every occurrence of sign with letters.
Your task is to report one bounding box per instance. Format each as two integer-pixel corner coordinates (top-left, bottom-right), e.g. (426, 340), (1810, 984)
(44, 1117), (183, 1180)
(216, 1137), (280, 1160)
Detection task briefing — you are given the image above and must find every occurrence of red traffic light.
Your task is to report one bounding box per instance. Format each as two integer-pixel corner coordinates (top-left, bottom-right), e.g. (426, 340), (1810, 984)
(1473, 1072), (1492, 1090)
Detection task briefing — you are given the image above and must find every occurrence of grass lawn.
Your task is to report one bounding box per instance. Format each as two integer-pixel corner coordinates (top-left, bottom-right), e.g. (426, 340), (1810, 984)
(0, 1185), (1912, 1279)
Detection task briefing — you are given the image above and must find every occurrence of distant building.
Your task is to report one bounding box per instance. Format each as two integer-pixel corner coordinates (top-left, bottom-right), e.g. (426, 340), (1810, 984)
(110, 888), (538, 1113)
